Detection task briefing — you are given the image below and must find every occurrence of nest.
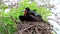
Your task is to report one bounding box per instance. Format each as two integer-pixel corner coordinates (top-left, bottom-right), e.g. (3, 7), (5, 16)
(15, 21), (52, 34)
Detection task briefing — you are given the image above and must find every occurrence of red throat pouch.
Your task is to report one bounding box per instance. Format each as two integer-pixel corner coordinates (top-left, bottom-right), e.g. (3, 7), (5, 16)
(24, 10), (28, 16)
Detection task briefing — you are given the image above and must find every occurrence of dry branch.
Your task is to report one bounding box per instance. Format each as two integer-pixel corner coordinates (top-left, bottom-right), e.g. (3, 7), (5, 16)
(35, 27), (41, 34)
(20, 25), (33, 32)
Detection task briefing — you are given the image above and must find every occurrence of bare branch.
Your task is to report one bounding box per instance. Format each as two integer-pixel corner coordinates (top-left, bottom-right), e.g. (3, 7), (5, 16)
(35, 27), (41, 34)
(10, 16), (18, 24)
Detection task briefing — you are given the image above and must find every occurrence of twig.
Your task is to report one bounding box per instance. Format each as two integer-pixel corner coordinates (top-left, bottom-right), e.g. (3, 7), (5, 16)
(20, 25), (33, 32)
(26, 30), (32, 34)
(18, 30), (22, 34)
(10, 16), (18, 24)
(35, 26), (41, 34)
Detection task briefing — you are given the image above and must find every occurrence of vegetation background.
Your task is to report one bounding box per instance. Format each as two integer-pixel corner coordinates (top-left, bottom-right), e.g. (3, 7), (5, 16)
(0, 0), (59, 34)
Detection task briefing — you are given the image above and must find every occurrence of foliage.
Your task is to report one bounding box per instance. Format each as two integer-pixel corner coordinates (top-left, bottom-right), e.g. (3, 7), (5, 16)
(37, 7), (51, 22)
(9, 0), (51, 22)
(0, 4), (16, 34)
(18, 0), (51, 22)
(0, 0), (51, 34)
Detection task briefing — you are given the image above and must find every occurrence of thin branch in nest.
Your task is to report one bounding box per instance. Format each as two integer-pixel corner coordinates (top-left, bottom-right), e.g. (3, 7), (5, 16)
(20, 25), (33, 32)
(18, 30), (22, 34)
(26, 30), (32, 34)
(35, 27), (41, 34)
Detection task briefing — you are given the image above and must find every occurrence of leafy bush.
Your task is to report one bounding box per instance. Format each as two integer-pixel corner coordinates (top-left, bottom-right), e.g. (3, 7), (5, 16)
(0, 4), (16, 34)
